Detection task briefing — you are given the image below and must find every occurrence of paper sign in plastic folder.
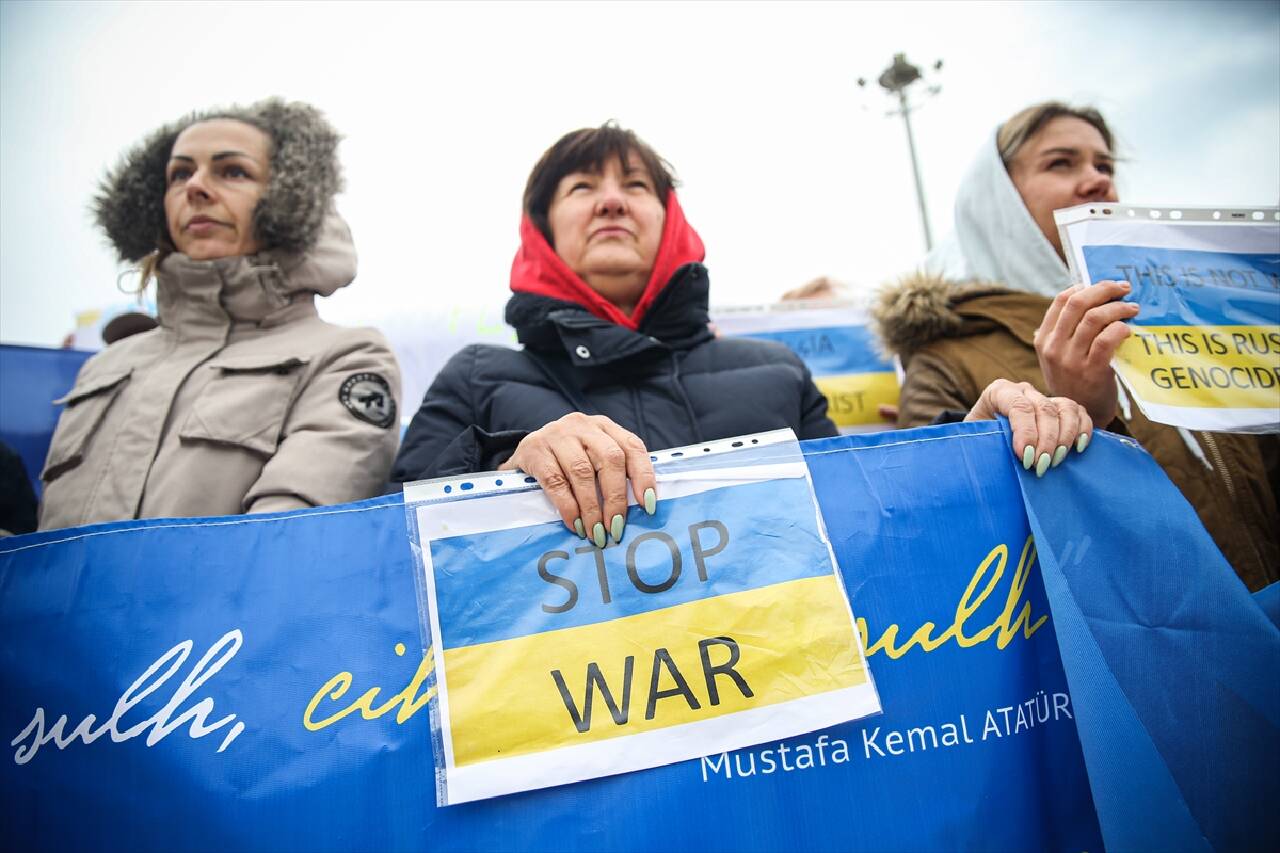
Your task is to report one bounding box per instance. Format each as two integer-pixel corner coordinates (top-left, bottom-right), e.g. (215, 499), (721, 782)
(1057, 203), (1280, 433)
(403, 429), (879, 805)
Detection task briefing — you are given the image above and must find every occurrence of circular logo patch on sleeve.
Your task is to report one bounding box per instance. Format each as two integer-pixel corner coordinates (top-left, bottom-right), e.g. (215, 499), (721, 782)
(339, 372), (396, 429)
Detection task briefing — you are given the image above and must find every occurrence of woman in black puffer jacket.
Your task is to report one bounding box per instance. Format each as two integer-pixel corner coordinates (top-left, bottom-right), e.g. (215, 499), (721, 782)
(391, 124), (1089, 551)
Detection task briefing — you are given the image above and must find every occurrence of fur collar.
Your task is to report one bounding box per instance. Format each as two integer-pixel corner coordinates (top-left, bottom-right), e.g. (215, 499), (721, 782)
(871, 271), (1050, 361)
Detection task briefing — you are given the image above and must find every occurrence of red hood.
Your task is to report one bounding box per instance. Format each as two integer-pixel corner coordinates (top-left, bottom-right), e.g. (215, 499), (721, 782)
(509, 190), (706, 330)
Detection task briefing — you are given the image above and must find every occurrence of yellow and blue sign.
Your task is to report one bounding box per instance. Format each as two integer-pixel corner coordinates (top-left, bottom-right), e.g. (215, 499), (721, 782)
(711, 306), (899, 432)
(1057, 204), (1280, 432)
(415, 457), (877, 804)
(1084, 246), (1279, 422)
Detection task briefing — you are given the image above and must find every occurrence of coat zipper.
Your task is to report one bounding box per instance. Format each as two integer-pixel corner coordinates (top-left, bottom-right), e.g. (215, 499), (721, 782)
(1199, 431), (1236, 503)
(669, 351), (703, 443)
(631, 384), (650, 440)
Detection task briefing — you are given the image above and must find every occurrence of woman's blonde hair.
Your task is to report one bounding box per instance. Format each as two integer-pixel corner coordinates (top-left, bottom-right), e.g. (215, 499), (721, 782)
(996, 101), (1114, 168)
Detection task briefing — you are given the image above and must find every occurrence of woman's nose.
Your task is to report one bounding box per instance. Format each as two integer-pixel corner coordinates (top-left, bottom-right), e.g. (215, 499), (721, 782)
(185, 168), (212, 201)
(1079, 167), (1113, 201)
(594, 183), (627, 216)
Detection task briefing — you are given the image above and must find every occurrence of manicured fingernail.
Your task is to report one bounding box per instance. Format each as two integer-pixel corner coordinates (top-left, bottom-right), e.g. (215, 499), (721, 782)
(1076, 433), (1091, 453)
(1036, 452), (1052, 478)
(643, 487), (656, 515)
(573, 518), (585, 539)
(1022, 445), (1035, 470)
(1052, 445), (1068, 468)
(592, 522), (607, 550)
(610, 514), (625, 544)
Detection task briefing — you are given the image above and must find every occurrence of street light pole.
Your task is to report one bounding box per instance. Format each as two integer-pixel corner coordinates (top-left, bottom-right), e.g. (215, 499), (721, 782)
(859, 53), (940, 253)
(895, 87), (933, 251)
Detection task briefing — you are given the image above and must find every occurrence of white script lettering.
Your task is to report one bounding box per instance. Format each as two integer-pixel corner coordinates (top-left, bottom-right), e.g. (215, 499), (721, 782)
(11, 628), (247, 765)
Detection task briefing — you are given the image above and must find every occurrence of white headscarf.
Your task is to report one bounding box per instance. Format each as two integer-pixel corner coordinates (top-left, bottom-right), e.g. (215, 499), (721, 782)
(924, 130), (1073, 297)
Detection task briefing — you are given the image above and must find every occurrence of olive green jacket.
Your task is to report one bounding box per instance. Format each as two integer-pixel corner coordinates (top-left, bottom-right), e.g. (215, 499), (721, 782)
(873, 272), (1279, 592)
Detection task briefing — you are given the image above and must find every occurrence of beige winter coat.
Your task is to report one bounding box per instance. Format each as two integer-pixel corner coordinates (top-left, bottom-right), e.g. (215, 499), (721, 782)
(39, 215), (401, 530)
(872, 273), (1279, 592)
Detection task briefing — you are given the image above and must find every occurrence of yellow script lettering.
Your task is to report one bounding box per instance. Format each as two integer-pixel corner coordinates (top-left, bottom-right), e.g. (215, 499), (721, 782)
(303, 643), (437, 732)
(857, 537), (1048, 659)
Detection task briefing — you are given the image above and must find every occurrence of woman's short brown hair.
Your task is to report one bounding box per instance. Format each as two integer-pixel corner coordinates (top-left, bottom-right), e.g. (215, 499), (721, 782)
(996, 101), (1114, 168)
(522, 122), (677, 244)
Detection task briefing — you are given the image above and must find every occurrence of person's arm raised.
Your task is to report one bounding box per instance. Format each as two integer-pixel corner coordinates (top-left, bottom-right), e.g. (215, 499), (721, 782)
(1035, 280), (1139, 426)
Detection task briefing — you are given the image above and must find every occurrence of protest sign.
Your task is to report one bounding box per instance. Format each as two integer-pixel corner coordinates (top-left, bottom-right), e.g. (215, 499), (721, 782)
(4, 422), (1275, 850)
(711, 303), (899, 433)
(1057, 203), (1280, 432)
(405, 430), (878, 805)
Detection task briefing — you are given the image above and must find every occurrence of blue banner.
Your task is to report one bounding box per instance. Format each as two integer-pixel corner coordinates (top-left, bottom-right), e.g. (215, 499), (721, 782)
(0, 344), (92, 495)
(3, 421), (1276, 850)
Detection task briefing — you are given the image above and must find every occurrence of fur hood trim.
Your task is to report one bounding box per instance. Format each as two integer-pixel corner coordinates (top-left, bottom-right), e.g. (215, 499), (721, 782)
(870, 271), (1017, 360)
(92, 99), (343, 262)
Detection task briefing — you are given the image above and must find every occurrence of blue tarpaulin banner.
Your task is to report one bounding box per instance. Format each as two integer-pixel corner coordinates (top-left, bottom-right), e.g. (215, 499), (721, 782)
(2, 421), (1276, 851)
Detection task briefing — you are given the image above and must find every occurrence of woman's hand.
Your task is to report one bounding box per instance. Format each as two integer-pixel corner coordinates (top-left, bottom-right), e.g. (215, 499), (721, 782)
(966, 380), (1094, 477)
(499, 413), (657, 548)
(1034, 281), (1139, 426)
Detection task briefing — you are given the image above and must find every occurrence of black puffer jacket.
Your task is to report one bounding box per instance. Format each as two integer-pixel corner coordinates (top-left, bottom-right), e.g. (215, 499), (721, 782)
(391, 263), (837, 481)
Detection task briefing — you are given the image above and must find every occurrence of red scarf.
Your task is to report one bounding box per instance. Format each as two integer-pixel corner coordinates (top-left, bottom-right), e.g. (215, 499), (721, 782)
(509, 190), (706, 330)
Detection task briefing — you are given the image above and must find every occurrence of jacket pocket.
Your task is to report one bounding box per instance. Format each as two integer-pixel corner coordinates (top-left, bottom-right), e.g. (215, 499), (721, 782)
(178, 354), (310, 457)
(42, 367), (133, 483)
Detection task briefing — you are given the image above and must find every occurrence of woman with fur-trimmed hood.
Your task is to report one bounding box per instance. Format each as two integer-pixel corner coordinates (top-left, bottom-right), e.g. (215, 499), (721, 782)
(872, 102), (1278, 591)
(39, 99), (401, 530)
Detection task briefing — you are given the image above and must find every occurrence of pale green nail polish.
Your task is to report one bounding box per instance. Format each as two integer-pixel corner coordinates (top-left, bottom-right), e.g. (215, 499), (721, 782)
(592, 522), (607, 549)
(1022, 445), (1035, 470)
(610, 514), (625, 544)
(643, 487), (656, 515)
(1052, 445), (1068, 468)
(1076, 433), (1091, 453)
(573, 518), (585, 539)
(1036, 452), (1051, 478)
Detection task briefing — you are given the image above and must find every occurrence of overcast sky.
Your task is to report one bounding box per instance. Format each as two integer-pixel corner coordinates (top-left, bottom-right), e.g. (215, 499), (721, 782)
(2, 0), (1277, 348)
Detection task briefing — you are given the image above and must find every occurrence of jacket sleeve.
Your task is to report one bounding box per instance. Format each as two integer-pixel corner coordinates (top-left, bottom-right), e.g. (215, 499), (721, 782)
(244, 329), (402, 514)
(797, 365), (840, 440)
(897, 350), (979, 429)
(389, 346), (527, 484)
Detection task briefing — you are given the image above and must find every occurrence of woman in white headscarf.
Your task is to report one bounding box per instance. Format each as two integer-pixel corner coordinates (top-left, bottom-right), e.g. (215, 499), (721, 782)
(872, 101), (1278, 592)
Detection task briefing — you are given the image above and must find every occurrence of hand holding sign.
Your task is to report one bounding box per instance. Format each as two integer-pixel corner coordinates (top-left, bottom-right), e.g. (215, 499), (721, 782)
(499, 413), (658, 548)
(1035, 280), (1141, 425)
(411, 430), (879, 804)
(1055, 203), (1280, 433)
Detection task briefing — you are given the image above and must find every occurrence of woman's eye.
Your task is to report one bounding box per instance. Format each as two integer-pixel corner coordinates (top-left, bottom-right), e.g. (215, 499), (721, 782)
(627, 180), (653, 191)
(1097, 162), (1115, 176)
(223, 164), (251, 179)
(1047, 158), (1071, 170)
(167, 168), (191, 184)
(570, 181), (592, 192)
